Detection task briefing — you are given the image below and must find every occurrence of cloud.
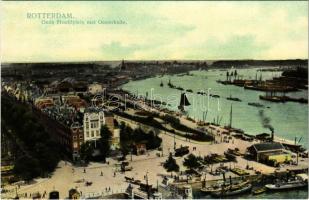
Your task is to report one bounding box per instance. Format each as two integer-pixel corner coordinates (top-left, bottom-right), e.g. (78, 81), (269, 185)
(1, 1), (308, 62)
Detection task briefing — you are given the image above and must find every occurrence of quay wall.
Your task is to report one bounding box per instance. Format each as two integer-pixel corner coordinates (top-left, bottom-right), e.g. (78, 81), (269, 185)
(173, 168), (308, 189)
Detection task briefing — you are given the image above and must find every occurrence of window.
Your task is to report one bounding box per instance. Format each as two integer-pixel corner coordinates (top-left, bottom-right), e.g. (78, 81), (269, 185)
(73, 142), (78, 148)
(91, 121), (98, 128)
(86, 122), (89, 129)
(80, 142), (83, 146)
(73, 136), (77, 140)
(79, 135), (83, 139)
(86, 131), (89, 137)
(91, 131), (94, 137)
(96, 130), (99, 136)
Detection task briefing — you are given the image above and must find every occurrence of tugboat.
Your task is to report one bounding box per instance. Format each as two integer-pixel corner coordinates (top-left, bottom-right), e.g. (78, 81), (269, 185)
(265, 174), (308, 190)
(178, 93), (191, 112)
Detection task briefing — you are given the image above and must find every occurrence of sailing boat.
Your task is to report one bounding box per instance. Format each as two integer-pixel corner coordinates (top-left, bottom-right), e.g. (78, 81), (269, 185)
(178, 93), (190, 112)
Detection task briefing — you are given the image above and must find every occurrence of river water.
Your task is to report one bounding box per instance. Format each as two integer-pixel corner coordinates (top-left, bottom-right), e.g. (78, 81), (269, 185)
(122, 67), (308, 198)
(122, 68), (308, 147)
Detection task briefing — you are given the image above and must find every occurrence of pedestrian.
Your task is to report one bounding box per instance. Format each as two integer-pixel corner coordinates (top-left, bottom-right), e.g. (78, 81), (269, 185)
(84, 168), (86, 173)
(101, 171), (103, 176)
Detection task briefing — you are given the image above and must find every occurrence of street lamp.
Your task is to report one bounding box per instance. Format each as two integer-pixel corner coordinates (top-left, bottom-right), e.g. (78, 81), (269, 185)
(145, 171), (150, 199)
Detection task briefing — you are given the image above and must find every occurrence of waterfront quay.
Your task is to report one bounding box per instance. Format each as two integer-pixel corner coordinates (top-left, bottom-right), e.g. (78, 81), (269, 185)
(2, 88), (308, 199)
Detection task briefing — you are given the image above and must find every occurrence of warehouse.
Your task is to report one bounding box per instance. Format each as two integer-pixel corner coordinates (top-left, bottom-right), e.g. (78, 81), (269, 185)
(247, 142), (291, 166)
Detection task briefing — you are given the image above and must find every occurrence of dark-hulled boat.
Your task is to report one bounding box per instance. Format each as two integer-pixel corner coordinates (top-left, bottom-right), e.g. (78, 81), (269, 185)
(210, 94), (220, 98)
(160, 80), (163, 87)
(176, 87), (184, 91)
(248, 102), (264, 108)
(226, 95), (242, 102)
(168, 79), (175, 88)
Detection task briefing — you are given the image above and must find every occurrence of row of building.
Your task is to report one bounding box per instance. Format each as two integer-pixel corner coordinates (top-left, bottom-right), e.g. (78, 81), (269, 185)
(2, 81), (120, 161)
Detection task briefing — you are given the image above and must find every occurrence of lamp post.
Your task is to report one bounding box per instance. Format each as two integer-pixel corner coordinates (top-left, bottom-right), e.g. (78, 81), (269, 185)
(145, 171), (150, 199)
(173, 130), (176, 151)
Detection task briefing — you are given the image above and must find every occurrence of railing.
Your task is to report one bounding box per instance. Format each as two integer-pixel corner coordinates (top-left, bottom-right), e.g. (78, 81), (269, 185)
(81, 188), (127, 199)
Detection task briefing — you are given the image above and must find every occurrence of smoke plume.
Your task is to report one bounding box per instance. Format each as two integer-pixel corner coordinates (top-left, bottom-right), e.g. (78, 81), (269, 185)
(259, 110), (274, 133)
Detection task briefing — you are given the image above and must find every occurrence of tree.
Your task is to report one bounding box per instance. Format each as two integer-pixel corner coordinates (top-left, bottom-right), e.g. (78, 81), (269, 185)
(163, 153), (179, 172)
(146, 131), (162, 149)
(98, 125), (112, 162)
(2, 94), (62, 181)
(80, 141), (94, 163)
(183, 154), (201, 170)
(13, 155), (41, 181)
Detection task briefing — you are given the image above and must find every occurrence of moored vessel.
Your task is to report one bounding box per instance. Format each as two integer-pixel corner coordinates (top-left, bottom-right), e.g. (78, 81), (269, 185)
(265, 174), (308, 190)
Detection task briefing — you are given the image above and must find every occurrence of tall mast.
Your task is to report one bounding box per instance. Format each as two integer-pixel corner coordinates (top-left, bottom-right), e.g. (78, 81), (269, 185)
(229, 104), (233, 128)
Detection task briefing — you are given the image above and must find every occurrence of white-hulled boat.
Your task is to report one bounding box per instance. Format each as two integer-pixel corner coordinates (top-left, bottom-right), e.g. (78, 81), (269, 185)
(265, 174), (308, 190)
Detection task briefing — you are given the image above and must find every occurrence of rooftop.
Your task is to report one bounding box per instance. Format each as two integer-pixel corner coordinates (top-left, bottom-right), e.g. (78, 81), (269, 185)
(250, 142), (284, 152)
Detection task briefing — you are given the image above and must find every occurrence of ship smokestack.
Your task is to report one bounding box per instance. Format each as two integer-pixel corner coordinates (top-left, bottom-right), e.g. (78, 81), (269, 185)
(259, 110), (274, 142)
(271, 129), (274, 142)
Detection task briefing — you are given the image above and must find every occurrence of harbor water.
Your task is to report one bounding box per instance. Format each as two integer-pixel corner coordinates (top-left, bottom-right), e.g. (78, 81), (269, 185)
(122, 67), (308, 199)
(122, 67), (308, 148)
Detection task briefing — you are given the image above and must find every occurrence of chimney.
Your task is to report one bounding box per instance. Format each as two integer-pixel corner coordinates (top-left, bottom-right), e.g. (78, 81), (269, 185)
(271, 129), (274, 142)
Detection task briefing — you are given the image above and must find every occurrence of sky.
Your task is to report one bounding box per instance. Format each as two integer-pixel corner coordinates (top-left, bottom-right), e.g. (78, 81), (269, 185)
(1, 1), (308, 62)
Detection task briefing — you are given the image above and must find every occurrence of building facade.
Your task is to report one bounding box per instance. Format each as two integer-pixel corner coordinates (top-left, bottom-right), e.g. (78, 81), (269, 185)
(71, 122), (84, 161)
(83, 109), (106, 142)
(83, 108), (119, 149)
